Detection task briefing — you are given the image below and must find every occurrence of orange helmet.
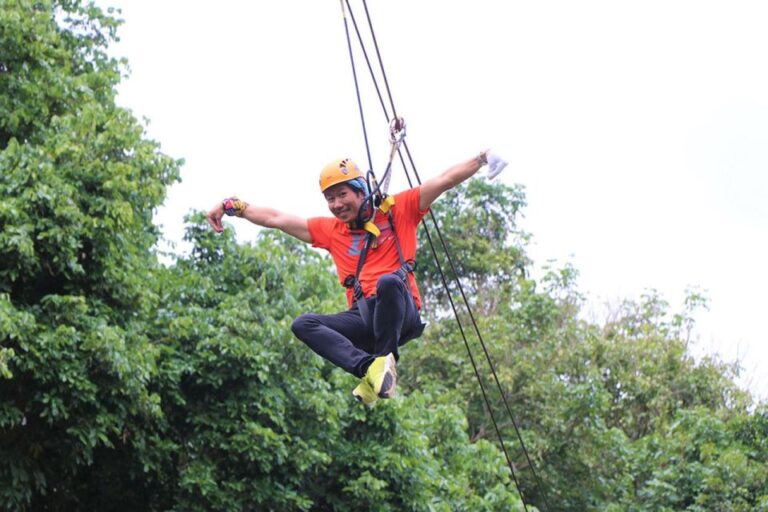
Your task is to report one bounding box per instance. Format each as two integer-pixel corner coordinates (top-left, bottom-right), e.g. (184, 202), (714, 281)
(319, 158), (364, 193)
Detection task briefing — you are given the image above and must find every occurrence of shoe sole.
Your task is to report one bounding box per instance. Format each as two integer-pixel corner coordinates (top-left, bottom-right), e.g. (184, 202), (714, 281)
(377, 355), (397, 399)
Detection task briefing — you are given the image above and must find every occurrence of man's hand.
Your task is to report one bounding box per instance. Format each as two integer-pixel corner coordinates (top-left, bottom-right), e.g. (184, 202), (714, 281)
(486, 151), (508, 180)
(207, 202), (225, 233)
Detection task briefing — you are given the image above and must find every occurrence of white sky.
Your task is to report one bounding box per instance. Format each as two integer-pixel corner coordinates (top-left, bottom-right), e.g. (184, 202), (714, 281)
(101, 1), (767, 401)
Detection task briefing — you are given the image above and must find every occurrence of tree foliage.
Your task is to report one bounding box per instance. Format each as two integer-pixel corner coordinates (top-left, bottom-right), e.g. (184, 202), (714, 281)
(0, 2), (527, 510)
(405, 181), (766, 511)
(1, 1), (766, 511)
(415, 179), (529, 316)
(137, 223), (525, 511)
(1, 0), (179, 508)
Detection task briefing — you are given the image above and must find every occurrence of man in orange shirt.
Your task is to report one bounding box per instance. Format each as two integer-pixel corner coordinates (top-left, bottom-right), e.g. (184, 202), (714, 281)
(207, 151), (507, 405)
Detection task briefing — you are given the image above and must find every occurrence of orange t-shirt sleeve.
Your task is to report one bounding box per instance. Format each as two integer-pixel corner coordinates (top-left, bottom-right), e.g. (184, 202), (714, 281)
(307, 217), (334, 250)
(395, 186), (430, 226)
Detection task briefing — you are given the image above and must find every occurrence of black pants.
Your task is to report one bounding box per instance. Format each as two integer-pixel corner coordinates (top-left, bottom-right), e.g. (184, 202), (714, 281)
(291, 273), (425, 378)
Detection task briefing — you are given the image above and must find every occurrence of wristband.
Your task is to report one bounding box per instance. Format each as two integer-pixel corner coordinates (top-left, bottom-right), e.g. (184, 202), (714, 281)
(222, 197), (248, 217)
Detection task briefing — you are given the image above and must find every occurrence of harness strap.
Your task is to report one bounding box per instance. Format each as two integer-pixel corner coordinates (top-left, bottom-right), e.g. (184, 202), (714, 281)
(344, 197), (415, 327)
(363, 221), (380, 237)
(387, 212), (407, 275)
(346, 230), (375, 324)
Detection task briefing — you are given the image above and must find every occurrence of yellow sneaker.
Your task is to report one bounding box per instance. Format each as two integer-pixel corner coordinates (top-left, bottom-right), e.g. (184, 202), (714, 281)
(352, 378), (378, 406)
(364, 353), (397, 399)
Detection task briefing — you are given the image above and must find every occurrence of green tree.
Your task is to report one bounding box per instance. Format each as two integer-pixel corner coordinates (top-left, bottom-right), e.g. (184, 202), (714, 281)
(0, 2), (528, 509)
(3, 1), (764, 511)
(416, 179), (529, 317)
(632, 406), (768, 511)
(139, 218), (529, 511)
(405, 180), (766, 511)
(0, 0), (180, 508)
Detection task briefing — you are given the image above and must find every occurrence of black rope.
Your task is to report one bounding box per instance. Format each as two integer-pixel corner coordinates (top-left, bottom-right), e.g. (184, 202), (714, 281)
(353, 1), (521, 480)
(345, 2), (553, 511)
(344, 0), (390, 122)
(400, 142), (553, 512)
(360, 0), (398, 121)
(415, 199), (533, 512)
(339, 0), (373, 174)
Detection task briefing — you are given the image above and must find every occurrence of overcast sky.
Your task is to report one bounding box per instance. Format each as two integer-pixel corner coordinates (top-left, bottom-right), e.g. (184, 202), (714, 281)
(101, 1), (768, 400)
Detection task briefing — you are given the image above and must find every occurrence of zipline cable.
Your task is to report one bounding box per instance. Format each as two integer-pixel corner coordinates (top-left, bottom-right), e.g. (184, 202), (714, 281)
(344, 0), (391, 127)
(366, 24), (555, 512)
(339, 0), (374, 175)
(343, 2), (554, 510)
(342, 6), (529, 505)
(344, 1), (399, 195)
(358, 1), (398, 123)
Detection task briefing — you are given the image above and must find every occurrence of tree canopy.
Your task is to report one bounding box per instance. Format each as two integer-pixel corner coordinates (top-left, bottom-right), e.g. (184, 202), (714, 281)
(1, 1), (766, 511)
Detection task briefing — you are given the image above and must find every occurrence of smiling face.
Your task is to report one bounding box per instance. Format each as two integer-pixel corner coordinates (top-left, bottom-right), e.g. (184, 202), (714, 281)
(323, 183), (365, 224)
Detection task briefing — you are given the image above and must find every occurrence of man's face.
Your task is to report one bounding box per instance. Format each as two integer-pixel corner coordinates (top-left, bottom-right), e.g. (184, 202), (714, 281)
(324, 183), (364, 223)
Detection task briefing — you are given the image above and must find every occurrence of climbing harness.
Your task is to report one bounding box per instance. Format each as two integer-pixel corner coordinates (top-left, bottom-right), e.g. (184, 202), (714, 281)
(337, 2), (551, 511)
(342, 117), (413, 328)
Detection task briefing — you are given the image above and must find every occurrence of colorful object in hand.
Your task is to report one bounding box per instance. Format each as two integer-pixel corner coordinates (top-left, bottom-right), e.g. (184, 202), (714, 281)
(222, 197), (248, 217)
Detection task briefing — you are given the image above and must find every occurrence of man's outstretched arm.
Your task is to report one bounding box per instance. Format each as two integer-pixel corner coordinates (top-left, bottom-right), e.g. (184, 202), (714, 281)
(419, 151), (507, 210)
(207, 201), (312, 244)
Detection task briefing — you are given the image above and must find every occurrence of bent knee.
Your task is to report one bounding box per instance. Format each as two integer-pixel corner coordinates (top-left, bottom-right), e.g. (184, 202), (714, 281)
(376, 273), (403, 293)
(291, 313), (318, 337)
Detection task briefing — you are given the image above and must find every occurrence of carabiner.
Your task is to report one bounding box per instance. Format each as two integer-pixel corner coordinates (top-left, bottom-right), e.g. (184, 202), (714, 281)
(388, 116), (406, 144)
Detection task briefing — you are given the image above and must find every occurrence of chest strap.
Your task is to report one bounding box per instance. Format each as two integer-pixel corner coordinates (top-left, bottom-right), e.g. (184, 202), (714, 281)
(344, 196), (415, 324)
